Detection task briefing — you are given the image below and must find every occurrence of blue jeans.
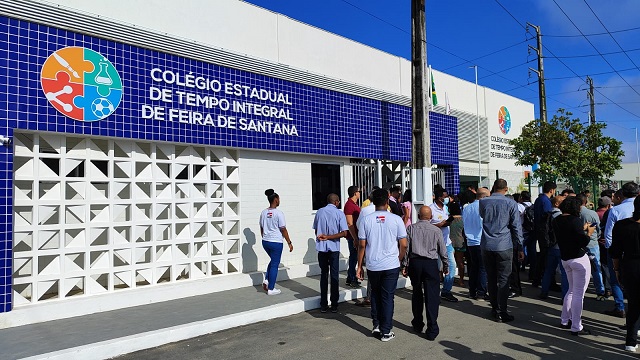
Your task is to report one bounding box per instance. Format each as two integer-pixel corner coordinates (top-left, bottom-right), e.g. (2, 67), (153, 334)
(262, 240), (283, 290)
(541, 247), (568, 298)
(607, 252), (626, 311)
(318, 251), (340, 308)
(346, 238), (358, 283)
(587, 245), (605, 295)
(441, 244), (456, 294)
(368, 267), (400, 335)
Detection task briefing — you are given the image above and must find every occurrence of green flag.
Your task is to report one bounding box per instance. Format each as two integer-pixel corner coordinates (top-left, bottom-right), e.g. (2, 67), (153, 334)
(431, 71), (438, 106)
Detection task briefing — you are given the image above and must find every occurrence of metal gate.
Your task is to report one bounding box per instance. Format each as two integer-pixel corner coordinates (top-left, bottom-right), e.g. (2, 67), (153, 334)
(351, 159), (377, 203)
(432, 168), (445, 189)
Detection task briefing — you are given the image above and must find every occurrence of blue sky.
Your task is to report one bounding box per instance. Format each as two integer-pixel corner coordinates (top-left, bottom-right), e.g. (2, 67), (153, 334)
(245, 0), (640, 162)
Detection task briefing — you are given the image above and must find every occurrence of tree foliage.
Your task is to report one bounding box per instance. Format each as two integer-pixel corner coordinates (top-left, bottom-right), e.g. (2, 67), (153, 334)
(509, 109), (624, 191)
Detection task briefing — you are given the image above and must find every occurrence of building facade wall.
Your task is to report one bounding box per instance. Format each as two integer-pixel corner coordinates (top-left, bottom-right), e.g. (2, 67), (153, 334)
(0, 0), (535, 315)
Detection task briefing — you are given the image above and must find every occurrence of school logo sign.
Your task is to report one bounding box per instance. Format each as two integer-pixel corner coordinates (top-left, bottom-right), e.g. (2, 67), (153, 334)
(41, 47), (122, 121)
(498, 106), (511, 135)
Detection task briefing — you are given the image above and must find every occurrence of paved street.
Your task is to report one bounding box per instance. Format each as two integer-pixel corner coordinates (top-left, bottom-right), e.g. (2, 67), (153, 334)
(117, 281), (635, 360)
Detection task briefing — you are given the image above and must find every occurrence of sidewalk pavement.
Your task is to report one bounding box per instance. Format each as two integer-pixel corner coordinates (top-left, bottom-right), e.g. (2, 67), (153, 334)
(0, 271), (405, 360)
(1, 270), (636, 360)
(116, 278), (637, 360)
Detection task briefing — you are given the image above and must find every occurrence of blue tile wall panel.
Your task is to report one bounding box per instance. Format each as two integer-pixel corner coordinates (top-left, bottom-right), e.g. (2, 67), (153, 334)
(0, 15), (457, 312)
(429, 112), (460, 193)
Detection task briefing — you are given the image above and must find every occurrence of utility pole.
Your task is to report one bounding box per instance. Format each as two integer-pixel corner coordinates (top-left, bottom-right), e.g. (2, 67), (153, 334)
(587, 76), (596, 124)
(411, 0), (432, 210)
(527, 23), (547, 123)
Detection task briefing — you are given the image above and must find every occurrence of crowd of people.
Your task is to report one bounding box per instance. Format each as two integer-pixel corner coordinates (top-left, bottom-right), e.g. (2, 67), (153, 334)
(257, 180), (640, 353)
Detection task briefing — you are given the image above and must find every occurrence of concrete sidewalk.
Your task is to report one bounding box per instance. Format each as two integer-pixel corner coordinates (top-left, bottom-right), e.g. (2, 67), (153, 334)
(116, 280), (636, 360)
(0, 272), (402, 360)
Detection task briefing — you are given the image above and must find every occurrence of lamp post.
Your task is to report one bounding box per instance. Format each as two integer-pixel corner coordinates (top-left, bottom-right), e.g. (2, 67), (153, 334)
(470, 65), (481, 186)
(635, 127), (640, 183)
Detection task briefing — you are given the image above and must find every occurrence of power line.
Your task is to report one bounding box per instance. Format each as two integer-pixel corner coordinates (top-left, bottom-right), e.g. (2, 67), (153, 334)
(479, 59), (535, 79)
(340, 0), (534, 92)
(597, 85), (640, 89)
(544, 25), (640, 38)
(339, 0), (409, 35)
(495, 0), (640, 120)
(582, 0), (640, 73)
(546, 67), (638, 80)
(545, 47), (640, 59)
(443, 39), (532, 71)
(552, 0), (640, 99)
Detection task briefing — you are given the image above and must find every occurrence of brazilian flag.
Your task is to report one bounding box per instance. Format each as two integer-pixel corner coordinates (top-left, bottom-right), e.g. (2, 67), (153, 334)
(431, 71), (438, 106)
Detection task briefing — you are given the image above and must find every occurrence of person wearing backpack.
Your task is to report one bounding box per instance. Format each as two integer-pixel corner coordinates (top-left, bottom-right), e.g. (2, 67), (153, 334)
(540, 195), (569, 299)
(533, 181), (558, 287)
(519, 192), (535, 285)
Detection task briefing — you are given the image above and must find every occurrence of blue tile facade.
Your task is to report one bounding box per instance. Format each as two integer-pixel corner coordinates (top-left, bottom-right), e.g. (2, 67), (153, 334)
(429, 112), (460, 193)
(0, 15), (457, 312)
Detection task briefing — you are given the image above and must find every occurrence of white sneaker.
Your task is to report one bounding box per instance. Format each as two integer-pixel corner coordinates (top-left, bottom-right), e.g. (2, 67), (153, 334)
(267, 288), (281, 296)
(381, 332), (396, 342)
(625, 345), (638, 352)
(372, 326), (381, 337)
(262, 279), (268, 291)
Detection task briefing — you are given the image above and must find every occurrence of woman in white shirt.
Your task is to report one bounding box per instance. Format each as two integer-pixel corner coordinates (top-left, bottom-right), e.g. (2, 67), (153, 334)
(260, 189), (293, 295)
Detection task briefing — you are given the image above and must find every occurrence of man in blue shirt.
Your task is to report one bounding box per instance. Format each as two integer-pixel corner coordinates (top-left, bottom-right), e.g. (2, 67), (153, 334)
(531, 181), (556, 287)
(604, 182), (639, 318)
(463, 188), (490, 300)
(313, 193), (349, 313)
(479, 179), (524, 323)
(357, 189), (408, 342)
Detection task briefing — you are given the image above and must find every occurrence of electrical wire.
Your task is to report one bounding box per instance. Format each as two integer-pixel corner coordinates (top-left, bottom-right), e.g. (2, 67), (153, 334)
(442, 39), (532, 71)
(552, 0), (640, 99)
(495, 0), (640, 120)
(340, 0), (536, 94)
(546, 67), (638, 80)
(544, 26), (640, 38)
(545, 47), (640, 59)
(583, 0), (640, 73)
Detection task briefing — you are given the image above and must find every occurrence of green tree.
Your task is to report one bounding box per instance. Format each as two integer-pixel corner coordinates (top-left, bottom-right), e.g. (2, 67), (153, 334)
(509, 109), (624, 192)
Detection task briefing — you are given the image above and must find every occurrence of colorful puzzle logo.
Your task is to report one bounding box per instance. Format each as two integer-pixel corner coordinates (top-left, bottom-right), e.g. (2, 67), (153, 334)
(41, 47), (122, 121)
(498, 106), (511, 135)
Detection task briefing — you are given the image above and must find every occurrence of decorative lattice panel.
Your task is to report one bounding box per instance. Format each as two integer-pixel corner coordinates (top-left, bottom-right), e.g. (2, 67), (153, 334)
(12, 133), (240, 305)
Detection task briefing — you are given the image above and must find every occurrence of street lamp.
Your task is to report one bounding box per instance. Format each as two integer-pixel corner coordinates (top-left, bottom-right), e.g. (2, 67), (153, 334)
(470, 65), (481, 186)
(634, 127), (640, 183)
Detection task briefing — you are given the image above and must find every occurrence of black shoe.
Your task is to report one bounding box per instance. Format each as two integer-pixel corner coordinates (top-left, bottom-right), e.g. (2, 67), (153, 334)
(441, 292), (459, 302)
(412, 325), (424, 333)
(560, 320), (572, 329)
(330, 306), (338, 313)
(425, 333), (438, 341)
(495, 312), (515, 323)
(508, 291), (519, 299)
(604, 308), (626, 318)
(469, 295), (478, 300)
(571, 328), (592, 336)
(483, 294), (490, 301)
(320, 306), (329, 313)
(346, 280), (361, 288)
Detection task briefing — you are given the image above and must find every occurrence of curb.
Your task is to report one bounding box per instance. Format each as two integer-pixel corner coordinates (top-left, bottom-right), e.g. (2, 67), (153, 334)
(21, 278), (410, 360)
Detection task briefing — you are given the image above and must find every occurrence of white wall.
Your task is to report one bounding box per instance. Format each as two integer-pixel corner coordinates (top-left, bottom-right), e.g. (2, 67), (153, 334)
(239, 150), (351, 273)
(613, 163), (640, 183)
(40, 0), (407, 97)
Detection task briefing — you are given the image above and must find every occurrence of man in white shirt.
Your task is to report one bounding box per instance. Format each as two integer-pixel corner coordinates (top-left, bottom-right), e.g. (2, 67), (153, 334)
(429, 188), (457, 302)
(357, 189), (408, 342)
